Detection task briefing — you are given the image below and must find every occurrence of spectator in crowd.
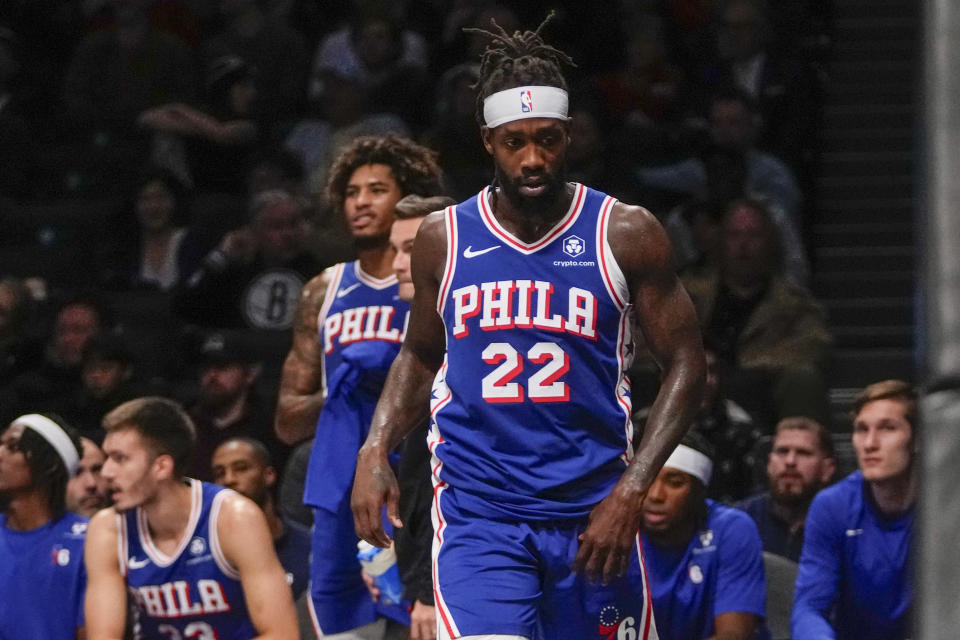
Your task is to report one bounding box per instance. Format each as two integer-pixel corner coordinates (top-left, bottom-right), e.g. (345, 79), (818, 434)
(635, 340), (763, 503)
(99, 167), (205, 291)
(65, 435), (109, 517)
(681, 198), (831, 421)
(202, 0), (308, 128)
(708, 0), (818, 177)
(792, 380), (916, 640)
(0, 295), (107, 426)
(0, 276), (43, 387)
(275, 135), (444, 638)
(211, 437), (310, 599)
(84, 397), (299, 639)
(174, 189), (320, 334)
(0, 413), (88, 640)
(310, 0), (429, 131)
(641, 432), (766, 639)
(62, 0), (195, 148)
(185, 331), (283, 481)
(420, 63), (489, 201)
(736, 416), (837, 562)
(138, 56), (261, 196)
(59, 331), (142, 439)
(638, 88), (807, 285)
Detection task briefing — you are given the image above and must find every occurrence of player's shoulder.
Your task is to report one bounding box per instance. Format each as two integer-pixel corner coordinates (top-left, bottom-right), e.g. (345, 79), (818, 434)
(212, 489), (264, 530)
(86, 507), (121, 542)
(709, 500), (762, 539)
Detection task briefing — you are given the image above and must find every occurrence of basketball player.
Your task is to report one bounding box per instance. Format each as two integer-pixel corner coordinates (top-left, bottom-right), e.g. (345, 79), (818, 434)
(274, 135), (445, 637)
(0, 413), (87, 640)
(352, 17), (706, 640)
(84, 397), (298, 639)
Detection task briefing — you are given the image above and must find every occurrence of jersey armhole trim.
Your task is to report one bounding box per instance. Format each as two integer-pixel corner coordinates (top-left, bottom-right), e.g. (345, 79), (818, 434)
(117, 513), (128, 578)
(596, 196), (629, 310)
(437, 205), (458, 317)
(209, 489), (242, 580)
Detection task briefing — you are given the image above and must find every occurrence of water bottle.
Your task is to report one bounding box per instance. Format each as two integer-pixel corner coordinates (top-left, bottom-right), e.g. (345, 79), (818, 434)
(356, 540), (404, 606)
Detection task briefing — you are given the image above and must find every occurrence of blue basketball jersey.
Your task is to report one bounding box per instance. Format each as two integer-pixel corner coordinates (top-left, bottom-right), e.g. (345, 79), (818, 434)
(303, 261), (409, 511)
(0, 512), (87, 640)
(120, 480), (256, 640)
(430, 184), (634, 520)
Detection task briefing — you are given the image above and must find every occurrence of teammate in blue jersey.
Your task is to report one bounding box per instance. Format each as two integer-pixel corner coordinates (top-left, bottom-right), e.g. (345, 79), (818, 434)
(274, 135), (446, 637)
(84, 397), (297, 640)
(792, 380), (917, 640)
(640, 433), (766, 639)
(0, 413), (87, 640)
(352, 15), (706, 640)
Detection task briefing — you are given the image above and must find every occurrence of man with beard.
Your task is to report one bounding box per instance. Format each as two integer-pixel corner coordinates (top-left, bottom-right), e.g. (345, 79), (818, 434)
(274, 134), (444, 638)
(640, 433), (766, 639)
(735, 417), (836, 561)
(84, 397), (298, 640)
(352, 16), (706, 640)
(66, 436), (111, 517)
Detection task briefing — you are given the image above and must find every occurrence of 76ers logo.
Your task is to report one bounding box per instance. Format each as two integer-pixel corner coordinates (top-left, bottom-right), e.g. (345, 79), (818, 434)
(598, 605), (638, 640)
(520, 89), (533, 112)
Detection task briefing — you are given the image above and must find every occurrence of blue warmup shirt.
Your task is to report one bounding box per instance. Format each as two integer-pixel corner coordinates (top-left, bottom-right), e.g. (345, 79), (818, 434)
(0, 512), (87, 640)
(120, 480), (256, 640)
(431, 185), (635, 520)
(792, 471), (913, 640)
(641, 500), (766, 639)
(276, 516), (311, 599)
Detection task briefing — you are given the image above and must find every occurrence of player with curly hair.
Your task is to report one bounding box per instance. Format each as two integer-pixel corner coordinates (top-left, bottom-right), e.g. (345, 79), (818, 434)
(275, 134), (445, 637)
(352, 15), (705, 639)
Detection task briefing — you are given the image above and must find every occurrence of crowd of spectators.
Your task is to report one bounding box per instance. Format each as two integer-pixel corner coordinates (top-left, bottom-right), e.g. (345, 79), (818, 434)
(0, 2), (920, 639)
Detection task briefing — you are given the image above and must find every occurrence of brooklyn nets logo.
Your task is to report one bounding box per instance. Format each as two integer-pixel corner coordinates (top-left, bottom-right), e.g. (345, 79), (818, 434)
(243, 269), (306, 330)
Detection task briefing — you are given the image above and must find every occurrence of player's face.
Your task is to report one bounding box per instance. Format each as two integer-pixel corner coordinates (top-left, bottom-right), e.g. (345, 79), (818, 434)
(390, 217), (424, 302)
(853, 399), (914, 484)
(66, 438), (110, 517)
(101, 428), (163, 511)
(767, 429), (834, 505)
(642, 467), (698, 540)
(482, 118), (570, 212)
(0, 424), (31, 494)
(344, 164), (403, 241)
(210, 441), (273, 506)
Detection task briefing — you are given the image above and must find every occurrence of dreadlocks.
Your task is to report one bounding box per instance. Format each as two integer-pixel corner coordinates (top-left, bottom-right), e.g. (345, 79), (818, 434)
(466, 12), (575, 125)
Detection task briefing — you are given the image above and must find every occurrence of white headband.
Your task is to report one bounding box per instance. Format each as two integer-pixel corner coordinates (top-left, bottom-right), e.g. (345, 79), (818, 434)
(663, 444), (713, 486)
(483, 85), (569, 128)
(12, 414), (79, 475)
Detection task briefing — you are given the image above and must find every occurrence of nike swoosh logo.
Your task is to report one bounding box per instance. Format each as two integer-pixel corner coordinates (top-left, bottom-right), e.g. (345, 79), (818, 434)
(336, 282), (362, 298)
(128, 557), (151, 569)
(463, 245), (501, 258)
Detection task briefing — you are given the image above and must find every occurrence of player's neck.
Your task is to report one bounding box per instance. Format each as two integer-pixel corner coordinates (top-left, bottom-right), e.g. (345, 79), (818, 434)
(491, 183), (575, 244)
(3, 490), (53, 531)
(356, 241), (396, 280)
(141, 479), (195, 552)
(868, 468), (917, 518)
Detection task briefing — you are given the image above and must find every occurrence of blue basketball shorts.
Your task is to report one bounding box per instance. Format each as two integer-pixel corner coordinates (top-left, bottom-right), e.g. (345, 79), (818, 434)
(430, 484), (659, 640)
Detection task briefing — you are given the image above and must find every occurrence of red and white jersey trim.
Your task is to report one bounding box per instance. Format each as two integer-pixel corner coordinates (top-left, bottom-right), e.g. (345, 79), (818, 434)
(354, 261), (398, 289)
(117, 513), (129, 577)
(478, 183), (587, 255)
(316, 263), (347, 397)
(209, 489), (241, 579)
(137, 478), (203, 567)
(437, 206), (458, 318)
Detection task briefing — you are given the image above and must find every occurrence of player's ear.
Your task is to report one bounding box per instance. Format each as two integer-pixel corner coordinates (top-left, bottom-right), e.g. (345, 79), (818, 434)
(264, 465), (277, 488)
(480, 126), (494, 155)
(152, 453), (176, 481)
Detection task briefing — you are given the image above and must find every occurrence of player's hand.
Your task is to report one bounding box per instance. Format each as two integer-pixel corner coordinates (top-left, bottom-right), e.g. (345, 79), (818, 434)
(573, 482), (646, 584)
(409, 600), (437, 640)
(351, 444), (401, 548)
(360, 570), (380, 602)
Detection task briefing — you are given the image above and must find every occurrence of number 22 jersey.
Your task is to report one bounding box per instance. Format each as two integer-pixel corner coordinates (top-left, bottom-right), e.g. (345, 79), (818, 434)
(430, 184), (635, 520)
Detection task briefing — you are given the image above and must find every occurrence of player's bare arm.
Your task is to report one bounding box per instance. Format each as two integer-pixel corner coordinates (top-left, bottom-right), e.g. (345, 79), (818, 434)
(217, 492), (299, 640)
(275, 270), (332, 445)
(84, 509), (128, 640)
(574, 203), (706, 583)
(709, 611), (758, 640)
(352, 212), (448, 547)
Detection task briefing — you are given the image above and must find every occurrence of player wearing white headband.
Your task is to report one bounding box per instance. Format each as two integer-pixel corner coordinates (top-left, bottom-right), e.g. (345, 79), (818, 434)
(640, 432), (767, 639)
(352, 13), (706, 640)
(0, 413), (88, 640)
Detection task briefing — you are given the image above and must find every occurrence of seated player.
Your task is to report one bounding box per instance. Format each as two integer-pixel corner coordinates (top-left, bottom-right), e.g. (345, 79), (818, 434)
(792, 380), (916, 640)
(0, 413), (88, 640)
(641, 433), (766, 639)
(84, 397), (298, 640)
